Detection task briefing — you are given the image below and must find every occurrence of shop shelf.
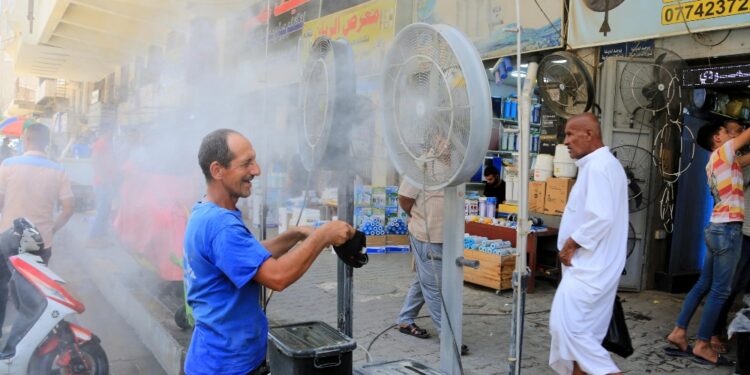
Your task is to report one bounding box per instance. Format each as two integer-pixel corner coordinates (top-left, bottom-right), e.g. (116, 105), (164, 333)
(493, 117), (541, 126)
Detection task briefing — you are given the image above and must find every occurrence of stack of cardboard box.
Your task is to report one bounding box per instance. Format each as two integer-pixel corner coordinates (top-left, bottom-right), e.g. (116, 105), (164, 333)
(528, 177), (576, 216)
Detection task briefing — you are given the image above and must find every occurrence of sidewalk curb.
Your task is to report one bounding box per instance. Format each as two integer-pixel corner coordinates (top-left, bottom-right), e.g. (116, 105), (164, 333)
(75, 248), (186, 375)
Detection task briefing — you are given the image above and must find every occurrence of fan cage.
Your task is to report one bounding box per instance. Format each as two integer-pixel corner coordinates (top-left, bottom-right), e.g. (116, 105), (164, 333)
(382, 23), (491, 190)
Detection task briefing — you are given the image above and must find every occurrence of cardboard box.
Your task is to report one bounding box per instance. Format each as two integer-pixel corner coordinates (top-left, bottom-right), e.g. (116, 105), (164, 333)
(528, 181), (546, 213)
(366, 235), (387, 247)
(544, 177), (576, 215)
(387, 234), (410, 246)
(498, 203), (518, 214)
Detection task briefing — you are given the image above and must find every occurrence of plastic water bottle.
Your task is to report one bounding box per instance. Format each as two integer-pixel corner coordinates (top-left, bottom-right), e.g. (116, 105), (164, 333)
(478, 197), (487, 217)
(486, 197), (497, 217)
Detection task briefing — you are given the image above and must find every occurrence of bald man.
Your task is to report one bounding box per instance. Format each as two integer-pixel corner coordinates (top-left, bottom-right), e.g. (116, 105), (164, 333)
(548, 113), (628, 375)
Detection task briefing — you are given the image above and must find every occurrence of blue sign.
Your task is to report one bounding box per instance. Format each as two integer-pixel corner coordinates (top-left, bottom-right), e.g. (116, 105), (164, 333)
(599, 40), (654, 61)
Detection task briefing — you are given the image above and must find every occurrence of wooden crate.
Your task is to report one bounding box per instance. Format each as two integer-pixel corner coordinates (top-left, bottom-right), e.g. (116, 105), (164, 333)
(463, 249), (516, 291)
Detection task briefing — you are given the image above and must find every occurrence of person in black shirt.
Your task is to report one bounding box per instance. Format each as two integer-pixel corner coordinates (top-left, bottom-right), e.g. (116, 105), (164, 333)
(483, 165), (505, 203)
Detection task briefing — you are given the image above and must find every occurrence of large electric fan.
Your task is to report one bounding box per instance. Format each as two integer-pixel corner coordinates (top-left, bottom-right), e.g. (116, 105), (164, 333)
(381, 23), (492, 374)
(537, 51), (595, 119)
(619, 48), (686, 117)
(611, 145), (654, 213)
(297, 36), (359, 337)
(299, 36), (356, 171)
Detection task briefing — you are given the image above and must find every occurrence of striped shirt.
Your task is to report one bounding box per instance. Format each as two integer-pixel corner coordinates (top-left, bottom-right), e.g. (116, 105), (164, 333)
(707, 141), (744, 223)
(0, 152), (74, 247)
(399, 179), (444, 244)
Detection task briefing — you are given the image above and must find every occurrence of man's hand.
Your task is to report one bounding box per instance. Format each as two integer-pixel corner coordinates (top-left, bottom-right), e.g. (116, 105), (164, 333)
(559, 237), (579, 267)
(318, 221), (355, 247)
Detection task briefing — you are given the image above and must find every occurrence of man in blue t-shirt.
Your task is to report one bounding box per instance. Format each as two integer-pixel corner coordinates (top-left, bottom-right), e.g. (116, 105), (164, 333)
(184, 129), (354, 375)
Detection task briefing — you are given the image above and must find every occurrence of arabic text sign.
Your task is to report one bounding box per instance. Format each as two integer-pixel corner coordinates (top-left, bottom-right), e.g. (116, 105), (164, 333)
(682, 63), (750, 87)
(301, 0), (397, 72)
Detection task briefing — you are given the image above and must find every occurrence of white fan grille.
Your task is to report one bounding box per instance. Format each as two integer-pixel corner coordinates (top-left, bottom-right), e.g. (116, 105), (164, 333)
(382, 23), (491, 190)
(299, 38), (335, 172)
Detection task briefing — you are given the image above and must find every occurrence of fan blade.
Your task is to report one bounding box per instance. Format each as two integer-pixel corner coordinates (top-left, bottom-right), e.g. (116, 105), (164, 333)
(653, 53), (668, 82)
(629, 181), (643, 207)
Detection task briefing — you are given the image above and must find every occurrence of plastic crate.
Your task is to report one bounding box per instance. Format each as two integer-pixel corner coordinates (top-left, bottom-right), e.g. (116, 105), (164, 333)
(354, 359), (442, 374)
(268, 321), (356, 375)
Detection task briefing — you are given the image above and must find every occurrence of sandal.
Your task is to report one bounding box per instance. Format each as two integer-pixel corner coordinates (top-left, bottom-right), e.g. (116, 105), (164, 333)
(398, 323), (430, 339)
(710, 338), (728, 354)
(691, 353), (735, 367)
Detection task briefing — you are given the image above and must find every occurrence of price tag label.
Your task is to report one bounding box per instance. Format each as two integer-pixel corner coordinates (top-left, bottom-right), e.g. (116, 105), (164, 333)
(662, 0), (750, 25)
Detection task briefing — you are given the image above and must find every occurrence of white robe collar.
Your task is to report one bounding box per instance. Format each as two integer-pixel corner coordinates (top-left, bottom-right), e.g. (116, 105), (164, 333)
(574, 146), (610, 168)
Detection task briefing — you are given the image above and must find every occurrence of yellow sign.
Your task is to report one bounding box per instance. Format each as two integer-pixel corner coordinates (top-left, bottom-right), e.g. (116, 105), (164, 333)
(301, 0), (397, 63)
(662, 0), (750, 24)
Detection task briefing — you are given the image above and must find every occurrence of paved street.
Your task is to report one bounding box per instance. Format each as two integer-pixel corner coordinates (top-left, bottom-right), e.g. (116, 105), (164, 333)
(266, 250), (740, 375)
(47, 217), (743, 375)
(50, 218), (166, 375)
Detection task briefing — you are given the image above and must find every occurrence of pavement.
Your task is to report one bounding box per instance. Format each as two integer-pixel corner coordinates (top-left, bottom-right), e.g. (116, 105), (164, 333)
(69, 219), (743, 375)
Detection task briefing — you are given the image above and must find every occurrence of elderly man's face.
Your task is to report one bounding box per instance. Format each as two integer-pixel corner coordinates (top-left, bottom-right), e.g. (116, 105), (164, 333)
(563, 122), (592, 159)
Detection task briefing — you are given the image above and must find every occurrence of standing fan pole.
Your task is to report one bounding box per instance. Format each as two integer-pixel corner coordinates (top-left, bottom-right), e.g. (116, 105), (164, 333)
(508, 1), (528, 373)
(336, 173), (355, 337)
(510, 61), (537, 375)
(440, 184), (465, 375)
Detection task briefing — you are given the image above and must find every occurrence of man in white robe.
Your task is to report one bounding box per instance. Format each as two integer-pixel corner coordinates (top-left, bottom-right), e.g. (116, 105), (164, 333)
(549, 113), (628, 375)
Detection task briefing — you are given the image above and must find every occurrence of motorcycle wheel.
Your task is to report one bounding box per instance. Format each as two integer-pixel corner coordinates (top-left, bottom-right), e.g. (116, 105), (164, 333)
(29, 339), (109, 375)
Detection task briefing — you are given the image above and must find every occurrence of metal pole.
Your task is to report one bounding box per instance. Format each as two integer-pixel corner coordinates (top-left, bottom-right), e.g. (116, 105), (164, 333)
(260, 0), (271, 313)
(508, 1), (528, 374)
(440, 185), (465, 375)
(336, 173), (355, 337)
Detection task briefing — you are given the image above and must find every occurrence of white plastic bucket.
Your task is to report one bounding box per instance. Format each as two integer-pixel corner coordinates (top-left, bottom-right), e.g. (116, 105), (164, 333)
(553, 144), (578, 178)
(534, 154), (553, 181)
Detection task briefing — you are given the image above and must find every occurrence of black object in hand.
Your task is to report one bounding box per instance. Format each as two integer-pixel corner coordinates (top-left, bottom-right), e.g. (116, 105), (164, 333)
(334, 230), (368, 268)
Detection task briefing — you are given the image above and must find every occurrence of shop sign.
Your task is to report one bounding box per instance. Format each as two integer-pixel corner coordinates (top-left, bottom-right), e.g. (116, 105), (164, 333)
(661, 0), (750, 25)
(599, 40), (655, 61)
(321, 0), (371, 17)
(413, 0), (564, 60)
(568, 0), (750, 48)
(682, 62), (750, 87)
(268, 0), (321, 46)
(300, 0), (397, 74)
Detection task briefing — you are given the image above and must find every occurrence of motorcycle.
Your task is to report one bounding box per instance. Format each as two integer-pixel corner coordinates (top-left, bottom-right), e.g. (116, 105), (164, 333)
(0, 218), (108, 374)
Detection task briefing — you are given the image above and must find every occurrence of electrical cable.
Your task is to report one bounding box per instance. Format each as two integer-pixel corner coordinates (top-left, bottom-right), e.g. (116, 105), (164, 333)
(674, 0), (732, 47)
(365, 310), (551, 362)
(533, 0), (561, 39)
(264, 172), (316, 309)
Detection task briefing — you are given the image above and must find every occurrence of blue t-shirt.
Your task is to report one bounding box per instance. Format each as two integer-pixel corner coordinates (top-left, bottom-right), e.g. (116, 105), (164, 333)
(183, 201), (272, 375)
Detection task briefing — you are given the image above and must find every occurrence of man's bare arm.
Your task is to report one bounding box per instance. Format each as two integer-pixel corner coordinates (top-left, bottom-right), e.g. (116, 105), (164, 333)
(52, 197), (74, 235)
(261, 226), (314, 258)
(399, 195), (416, 217)
(254, 221), (354, 291)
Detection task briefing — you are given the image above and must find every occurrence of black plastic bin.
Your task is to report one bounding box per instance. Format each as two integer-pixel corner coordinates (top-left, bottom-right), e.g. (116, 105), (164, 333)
(268, 321), (356, 375)
(354, 359), (443, 374)
(738, 332), (749, 375)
